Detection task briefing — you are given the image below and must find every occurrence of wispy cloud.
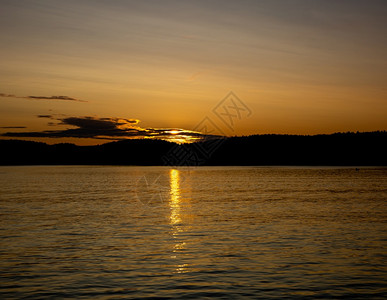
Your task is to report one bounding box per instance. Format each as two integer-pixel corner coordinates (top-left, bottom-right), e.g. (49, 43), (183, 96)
(0, 126), (27, 129)
(37, 115), (54, 118)
(0, 93), (87, 102)
(27, 95), (87, 102)
(0, 93), (17, 98)
(1, 116), (218, 143)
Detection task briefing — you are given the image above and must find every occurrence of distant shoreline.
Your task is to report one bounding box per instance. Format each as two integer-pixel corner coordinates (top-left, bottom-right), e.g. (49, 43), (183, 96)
(1, 131), (386, 166)
(1, 165), (386, 169)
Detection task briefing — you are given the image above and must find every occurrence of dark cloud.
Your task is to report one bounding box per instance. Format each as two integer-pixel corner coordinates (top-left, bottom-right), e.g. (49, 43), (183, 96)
(60, 117), (139, 130)
(27, 95), (87, 102)
(0, 93), (86, 102)
(0, 126), (27, 129)
(1, 116), (218, 143)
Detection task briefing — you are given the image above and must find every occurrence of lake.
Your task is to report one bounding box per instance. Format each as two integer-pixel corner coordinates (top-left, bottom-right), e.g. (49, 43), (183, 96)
(0, 166), (386, 299)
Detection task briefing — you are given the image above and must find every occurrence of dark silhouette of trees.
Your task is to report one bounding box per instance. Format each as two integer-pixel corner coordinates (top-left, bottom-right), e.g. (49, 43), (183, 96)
(0, 131), (386, 166)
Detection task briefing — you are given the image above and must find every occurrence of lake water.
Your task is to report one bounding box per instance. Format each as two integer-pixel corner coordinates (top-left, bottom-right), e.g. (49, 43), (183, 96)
(0, 166), (386, 299)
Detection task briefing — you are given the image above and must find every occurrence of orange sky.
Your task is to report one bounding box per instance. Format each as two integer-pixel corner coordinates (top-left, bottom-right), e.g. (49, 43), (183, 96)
(0, 0), (386, 144)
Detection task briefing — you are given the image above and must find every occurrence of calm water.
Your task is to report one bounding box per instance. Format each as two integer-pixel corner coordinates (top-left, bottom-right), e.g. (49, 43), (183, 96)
(0, 166), (386, 299)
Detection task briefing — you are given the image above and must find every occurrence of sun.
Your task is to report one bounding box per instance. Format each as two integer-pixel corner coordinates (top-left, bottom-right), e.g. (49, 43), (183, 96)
(169, 130), (180, 135)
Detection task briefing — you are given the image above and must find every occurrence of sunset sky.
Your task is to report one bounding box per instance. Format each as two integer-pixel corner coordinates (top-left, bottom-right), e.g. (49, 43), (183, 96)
(1, 0), (386, 144)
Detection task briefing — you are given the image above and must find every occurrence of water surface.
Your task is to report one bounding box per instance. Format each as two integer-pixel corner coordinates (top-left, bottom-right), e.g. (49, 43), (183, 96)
(0, 166), (386, 299)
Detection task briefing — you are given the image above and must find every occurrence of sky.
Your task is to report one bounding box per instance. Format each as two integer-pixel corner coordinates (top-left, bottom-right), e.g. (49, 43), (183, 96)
(1, 0), (386, 144)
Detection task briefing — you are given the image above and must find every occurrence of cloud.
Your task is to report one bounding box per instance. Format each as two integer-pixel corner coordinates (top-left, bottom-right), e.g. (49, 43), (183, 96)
(27, 95), (87, 102)
(0, 93), (17, 98)
(1, 116), (216, 143)
(0, 93), (86, 102)
(0, 126), (27, 129)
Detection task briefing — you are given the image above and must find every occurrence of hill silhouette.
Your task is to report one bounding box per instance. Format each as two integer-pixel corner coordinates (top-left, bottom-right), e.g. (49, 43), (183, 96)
(0, 131), (386, 166)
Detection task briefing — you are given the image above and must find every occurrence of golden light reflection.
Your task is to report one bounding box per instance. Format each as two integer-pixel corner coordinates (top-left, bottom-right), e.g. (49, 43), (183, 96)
(169, 169), (181, 227)
(169, 168), (190, 273)
(175, 264), (190, 274)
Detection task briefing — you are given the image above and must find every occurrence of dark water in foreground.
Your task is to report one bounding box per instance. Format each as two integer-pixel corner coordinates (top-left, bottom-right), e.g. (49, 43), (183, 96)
(0, 166), (386, 299)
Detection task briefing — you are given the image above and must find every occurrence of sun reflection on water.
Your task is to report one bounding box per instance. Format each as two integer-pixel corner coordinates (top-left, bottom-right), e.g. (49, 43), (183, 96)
(169, 169), (181, 227)
(169, 169), (190, 273)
